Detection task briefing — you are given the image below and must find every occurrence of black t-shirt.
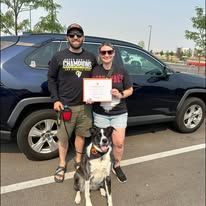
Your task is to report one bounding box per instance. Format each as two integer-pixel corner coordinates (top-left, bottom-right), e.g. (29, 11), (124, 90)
(48, 48), (97, 106)
(92, 64), (132, 115)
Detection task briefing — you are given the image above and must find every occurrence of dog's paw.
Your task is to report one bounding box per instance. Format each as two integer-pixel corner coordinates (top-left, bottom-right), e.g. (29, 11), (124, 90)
(100, 188), (106, 196)
(108, 198), (113, 206)
(74, 191), (81, 204)
(86, 200), (93, 206)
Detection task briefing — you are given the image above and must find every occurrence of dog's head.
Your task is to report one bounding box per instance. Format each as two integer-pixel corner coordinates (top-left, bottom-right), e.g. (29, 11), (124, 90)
(89, 126), (114, 153)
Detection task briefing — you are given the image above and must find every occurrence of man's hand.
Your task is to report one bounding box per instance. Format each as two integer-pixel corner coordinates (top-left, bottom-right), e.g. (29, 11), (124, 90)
(54, 101), (64, 111)
(85, 98), (93, 104)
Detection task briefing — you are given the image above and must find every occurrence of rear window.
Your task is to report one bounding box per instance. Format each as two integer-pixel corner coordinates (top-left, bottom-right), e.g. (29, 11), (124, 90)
(0, 36), (19, 50)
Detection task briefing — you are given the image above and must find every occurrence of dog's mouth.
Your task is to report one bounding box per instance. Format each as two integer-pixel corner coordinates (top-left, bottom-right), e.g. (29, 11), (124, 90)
(100, 143), (110, 152)
(100, 145), (109, 152)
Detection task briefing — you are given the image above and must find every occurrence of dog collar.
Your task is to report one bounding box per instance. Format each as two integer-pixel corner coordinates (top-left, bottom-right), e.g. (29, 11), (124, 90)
(89, 145), (109, 160)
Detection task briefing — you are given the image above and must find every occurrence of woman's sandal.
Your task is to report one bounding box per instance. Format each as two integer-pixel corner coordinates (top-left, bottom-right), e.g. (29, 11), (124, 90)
(54, 166), (66, 183)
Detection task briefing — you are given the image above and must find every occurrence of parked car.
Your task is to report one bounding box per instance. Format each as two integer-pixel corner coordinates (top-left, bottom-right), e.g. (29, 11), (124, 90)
(1, 34), (205, 160)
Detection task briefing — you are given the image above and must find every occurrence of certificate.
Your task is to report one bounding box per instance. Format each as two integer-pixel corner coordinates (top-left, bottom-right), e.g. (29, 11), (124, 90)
(83, 78), (112, 102)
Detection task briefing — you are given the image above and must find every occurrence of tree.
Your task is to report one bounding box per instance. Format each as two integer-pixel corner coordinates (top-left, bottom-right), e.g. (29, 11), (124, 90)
(169, 51), (174, 56)
(165, 50), (171, 61)
(184, 49), (192, 58)
(33, 0), (65, 33)
(185, 7), (206, 53)
(1, 0), (65, 35)
(0, 0), (36, 35)
(33, 13), (65, 33)
(160, 50), (164, 56)
(176, 48), (184, 60)
(138, 40), (145, 49)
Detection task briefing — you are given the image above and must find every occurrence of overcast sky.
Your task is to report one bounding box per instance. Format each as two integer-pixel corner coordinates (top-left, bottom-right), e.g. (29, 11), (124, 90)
(2, 0), (205, 51)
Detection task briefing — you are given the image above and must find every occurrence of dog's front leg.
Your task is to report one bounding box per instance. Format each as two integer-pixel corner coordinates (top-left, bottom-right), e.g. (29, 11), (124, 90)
(74, 191), (81, 204)
(85, 179), (92, 206)
(104, 176), (113, 206)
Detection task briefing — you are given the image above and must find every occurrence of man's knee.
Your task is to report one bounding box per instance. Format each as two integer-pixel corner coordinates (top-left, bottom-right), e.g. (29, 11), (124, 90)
(58, 139), (68, 148)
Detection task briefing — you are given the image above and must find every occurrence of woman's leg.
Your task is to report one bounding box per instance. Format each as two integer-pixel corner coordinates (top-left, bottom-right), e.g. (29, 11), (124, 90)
(111, 113), (128, 183)
(112, 128), (126, 167)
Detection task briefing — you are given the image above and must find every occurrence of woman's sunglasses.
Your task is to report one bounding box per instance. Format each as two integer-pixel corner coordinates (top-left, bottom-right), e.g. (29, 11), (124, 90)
(99, 50), (114, 55)
(68, 32), (83, 38)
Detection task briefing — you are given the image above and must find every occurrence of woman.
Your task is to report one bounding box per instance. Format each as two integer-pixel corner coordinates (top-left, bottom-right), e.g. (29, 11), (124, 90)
(92, 42), (133, 183)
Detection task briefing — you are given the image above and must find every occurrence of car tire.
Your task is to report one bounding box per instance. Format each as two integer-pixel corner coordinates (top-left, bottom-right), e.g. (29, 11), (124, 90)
(17, 109), (59, 160)
(175, 97), (205, 133)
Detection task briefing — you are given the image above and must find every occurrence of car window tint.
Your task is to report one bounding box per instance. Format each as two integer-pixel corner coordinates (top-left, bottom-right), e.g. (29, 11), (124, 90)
(57, 42), (119, 65)
(118, 46), (163, 75)
(84, 43), (122, 65)
(60, 41), (100, 63)
(59, 41), (68, 50)
(59, 42), (99, 56)
(83, 43), (100, 63)
(25, 41), (61, 69)
(0, 36), (18, 50)
(83, 43), (99, 56)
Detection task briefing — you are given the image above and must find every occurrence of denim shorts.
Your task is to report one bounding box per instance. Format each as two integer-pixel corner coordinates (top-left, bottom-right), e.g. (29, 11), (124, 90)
(93, 112), (128, 129)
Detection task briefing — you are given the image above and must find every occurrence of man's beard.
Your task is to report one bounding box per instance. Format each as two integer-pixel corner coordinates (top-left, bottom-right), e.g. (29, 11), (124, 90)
(69, 41), (83, 49)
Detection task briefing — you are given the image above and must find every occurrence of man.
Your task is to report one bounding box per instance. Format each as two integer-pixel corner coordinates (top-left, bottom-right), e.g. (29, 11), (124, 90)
(48, 23), (97, 183)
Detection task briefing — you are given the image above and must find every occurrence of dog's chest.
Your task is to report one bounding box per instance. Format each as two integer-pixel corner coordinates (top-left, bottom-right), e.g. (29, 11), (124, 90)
(90, 154), (111, 185)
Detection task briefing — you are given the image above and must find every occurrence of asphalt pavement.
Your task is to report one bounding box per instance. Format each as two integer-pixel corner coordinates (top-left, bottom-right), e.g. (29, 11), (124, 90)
(1, 122), (205, 206)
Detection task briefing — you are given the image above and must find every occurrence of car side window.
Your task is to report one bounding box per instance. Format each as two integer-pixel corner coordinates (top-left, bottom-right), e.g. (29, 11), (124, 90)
(60, 41), (99, 62)
(60, 42), (99, 56)
(25, 41), (61, 69)
(59, 42), (121, 65)
(59, 41), (68, 50)
(118, 46), (164, 75)
(83, 43), (99, 56)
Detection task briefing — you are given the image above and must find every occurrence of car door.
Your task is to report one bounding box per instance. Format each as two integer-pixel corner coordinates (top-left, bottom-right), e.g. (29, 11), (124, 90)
(117, 46), (179, 118)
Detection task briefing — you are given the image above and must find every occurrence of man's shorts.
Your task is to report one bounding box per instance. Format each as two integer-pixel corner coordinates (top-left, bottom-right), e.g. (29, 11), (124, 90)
(57, 104), (92, 143)
(93, 112), (128, 129)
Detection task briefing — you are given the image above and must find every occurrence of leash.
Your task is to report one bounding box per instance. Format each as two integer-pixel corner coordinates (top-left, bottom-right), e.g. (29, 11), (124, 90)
(57, 110), (86, 155)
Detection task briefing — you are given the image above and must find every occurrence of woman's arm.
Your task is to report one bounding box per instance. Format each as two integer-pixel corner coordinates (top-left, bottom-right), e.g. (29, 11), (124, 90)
(111, 87), (133, 99)
(120, 87), (133, 98)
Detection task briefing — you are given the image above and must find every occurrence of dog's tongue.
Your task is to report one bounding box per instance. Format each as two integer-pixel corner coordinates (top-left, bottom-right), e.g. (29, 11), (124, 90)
(101, 145), (108, 152)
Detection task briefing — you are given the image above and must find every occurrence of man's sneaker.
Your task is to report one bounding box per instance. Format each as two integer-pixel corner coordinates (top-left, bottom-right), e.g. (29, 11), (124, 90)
(112, 165), (127, 183)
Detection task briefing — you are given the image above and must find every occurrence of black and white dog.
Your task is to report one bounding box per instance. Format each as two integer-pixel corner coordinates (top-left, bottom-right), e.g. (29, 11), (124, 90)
(74, 126), (114, 206)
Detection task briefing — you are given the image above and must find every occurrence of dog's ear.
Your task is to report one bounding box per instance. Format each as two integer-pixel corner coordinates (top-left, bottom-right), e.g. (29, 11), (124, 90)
(107, 126), (115, 136)
(89, 126), (98, 136)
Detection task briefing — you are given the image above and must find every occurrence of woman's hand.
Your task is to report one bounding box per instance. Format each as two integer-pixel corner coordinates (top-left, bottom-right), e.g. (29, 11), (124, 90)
(111, 88), (122, 99)
(111, 87), (133, 99)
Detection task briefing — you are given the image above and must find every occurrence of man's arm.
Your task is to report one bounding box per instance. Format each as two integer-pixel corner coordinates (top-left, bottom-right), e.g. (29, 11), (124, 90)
(47, 55), (59, 103)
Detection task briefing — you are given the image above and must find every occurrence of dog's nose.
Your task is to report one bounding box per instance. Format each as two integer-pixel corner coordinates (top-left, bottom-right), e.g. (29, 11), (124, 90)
(102, 138), (108, 144)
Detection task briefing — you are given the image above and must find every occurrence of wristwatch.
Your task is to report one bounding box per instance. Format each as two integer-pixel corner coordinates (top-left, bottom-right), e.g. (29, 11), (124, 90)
(120, 91), (124, 98)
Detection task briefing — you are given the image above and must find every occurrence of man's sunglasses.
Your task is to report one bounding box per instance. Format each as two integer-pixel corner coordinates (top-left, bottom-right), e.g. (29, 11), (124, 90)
(99, 50), (114, 55)
(68, 32), (83, 38)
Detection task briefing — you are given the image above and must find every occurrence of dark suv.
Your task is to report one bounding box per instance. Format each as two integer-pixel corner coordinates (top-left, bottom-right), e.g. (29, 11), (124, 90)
(1, 34), (205, 160)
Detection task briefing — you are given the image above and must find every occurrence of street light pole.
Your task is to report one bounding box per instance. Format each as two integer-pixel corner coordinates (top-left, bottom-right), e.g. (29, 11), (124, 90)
(29, 5), (32, 31)
(147, 25), (152, 51)
(22, 5), (33, 32)
(51, 0), (54, 33)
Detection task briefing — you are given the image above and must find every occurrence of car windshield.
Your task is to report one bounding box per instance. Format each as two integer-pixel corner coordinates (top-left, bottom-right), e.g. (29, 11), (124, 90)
(0, 36), (19, 50)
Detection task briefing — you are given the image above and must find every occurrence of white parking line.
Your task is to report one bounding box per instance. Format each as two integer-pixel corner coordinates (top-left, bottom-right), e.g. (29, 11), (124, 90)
(1, 143), (205, 195)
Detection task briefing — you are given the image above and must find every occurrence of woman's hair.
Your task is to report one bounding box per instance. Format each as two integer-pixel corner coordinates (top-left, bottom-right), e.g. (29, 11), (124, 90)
(98, 42), (115, 52)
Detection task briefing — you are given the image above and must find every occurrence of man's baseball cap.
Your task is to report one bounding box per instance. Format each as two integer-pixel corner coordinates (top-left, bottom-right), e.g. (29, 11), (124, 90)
(66, 23), (84, 36)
